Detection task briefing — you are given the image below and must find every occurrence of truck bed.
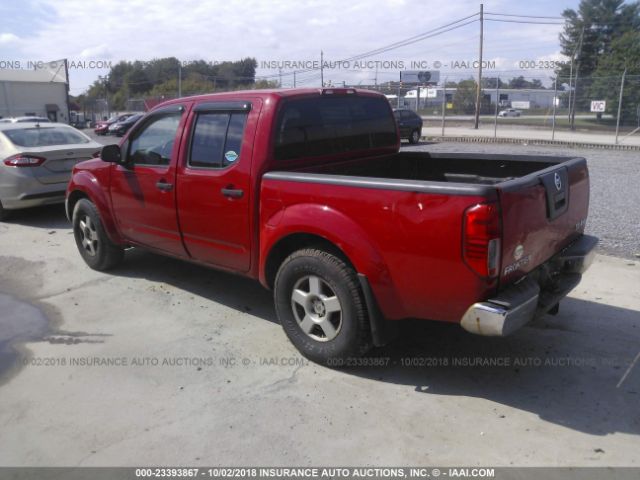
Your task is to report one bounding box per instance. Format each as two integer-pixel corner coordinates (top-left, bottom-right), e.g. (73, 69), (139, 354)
(264, 151), (590, 308)
(293, 151), (570, 186)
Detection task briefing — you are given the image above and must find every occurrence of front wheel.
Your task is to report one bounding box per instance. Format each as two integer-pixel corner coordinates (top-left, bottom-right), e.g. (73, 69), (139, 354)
(72, 198), (124, 271)
(408, 129), (420, 144)
(274, 249), (371, 365)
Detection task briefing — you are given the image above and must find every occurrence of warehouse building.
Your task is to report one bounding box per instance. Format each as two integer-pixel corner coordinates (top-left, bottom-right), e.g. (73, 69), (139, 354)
(0, 63), (69, 122)
(403, 87), (557, 109)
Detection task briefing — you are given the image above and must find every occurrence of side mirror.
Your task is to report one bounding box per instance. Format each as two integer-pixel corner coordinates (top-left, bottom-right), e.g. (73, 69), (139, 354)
(101, 144), (121, 163)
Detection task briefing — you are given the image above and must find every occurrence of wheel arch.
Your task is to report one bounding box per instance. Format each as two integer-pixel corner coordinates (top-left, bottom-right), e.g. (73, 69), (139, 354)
(67, 171), (124, 245)
(263, 232), (355, 290)
(260, 203), (406, 320)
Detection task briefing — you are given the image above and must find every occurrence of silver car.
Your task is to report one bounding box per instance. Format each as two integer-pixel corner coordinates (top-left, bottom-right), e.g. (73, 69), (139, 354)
(498, 108), (522, 117)
(0, 122), (102, 220)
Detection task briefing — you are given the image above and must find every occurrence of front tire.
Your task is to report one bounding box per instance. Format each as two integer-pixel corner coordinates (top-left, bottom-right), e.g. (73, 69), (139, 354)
(408, 129), (420, 144)
(72, 198), (124, 271)
(274, 249), (371, 365)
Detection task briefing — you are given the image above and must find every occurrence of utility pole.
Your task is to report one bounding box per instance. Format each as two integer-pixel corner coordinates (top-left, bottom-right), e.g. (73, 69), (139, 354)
(473, 3), (484, 129)
(493, 76), (499, 138)
(320, 50), (324, 87)
(570, 25), (585, 131)
(615, 68), (627, 144)
(441, 77), (447, 136)
(552, 76), (558, 140)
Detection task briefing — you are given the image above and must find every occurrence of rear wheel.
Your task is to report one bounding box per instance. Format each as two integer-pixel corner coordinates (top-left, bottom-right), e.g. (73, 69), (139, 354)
(274, 248), (371, 366)
(72, 199), (124, 271)
(0, 201), (9, 221)
(408, 129), (420, 144)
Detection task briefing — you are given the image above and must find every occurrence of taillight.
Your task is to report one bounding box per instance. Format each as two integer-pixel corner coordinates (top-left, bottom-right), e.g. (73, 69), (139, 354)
(463, 203), (501, 278)
(3, 154), (47, 167)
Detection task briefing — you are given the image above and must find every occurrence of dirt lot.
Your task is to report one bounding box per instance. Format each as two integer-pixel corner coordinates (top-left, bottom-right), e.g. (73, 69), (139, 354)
(0, 142), (639, 466)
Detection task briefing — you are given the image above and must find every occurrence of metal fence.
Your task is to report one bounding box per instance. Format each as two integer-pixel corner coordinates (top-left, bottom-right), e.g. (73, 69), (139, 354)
(78, 72), (640, 146)
(363, 72), (640, 146)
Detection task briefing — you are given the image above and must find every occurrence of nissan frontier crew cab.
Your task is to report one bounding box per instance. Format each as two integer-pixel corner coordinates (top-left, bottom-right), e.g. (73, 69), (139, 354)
(66, 88), (597, 365)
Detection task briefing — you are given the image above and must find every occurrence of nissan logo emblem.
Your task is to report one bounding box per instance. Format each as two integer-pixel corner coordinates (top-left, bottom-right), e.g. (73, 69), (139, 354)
(554, 172), (562, 191)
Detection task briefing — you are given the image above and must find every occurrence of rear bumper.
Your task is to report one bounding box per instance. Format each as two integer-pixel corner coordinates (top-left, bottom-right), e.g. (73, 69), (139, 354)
(460, 234), (598, 336)
(1, 171), (67, 210)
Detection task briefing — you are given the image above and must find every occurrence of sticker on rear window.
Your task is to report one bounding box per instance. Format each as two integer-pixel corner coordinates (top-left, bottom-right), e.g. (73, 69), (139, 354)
(225, 150), (238, 162)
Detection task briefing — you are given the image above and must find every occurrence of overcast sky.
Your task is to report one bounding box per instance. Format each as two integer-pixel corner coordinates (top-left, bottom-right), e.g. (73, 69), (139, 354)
(0, 0), (581, 94)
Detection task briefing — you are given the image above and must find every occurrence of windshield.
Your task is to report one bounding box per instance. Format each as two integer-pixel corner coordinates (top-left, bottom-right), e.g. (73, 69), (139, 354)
(3, 126), (91, 147)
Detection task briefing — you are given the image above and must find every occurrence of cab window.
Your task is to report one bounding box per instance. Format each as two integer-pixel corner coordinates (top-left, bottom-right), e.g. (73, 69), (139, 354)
(128, 114), (181, 166)
(189, 112), (248, 169)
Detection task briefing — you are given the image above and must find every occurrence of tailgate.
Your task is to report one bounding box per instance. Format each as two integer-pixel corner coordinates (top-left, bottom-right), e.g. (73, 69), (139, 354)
(498, 157), (590, 284)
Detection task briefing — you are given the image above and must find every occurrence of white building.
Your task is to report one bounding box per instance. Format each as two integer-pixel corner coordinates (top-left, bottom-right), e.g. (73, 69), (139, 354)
(0, 63), (69, 122)
(403, 87), (557, 109)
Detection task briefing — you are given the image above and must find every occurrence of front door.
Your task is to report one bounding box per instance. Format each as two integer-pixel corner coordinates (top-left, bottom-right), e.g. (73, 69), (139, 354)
(176, 100), (259, 271)
(110, 105), (188, 257)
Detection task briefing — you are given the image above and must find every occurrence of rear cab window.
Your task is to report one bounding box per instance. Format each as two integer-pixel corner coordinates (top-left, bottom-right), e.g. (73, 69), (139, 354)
(188, 108), (248, 169)
(274, 94), (397, 161)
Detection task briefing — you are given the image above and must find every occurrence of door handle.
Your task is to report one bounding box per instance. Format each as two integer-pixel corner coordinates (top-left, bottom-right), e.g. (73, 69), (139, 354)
(221, 186), (244, 199)
(156, 180), (173, 192)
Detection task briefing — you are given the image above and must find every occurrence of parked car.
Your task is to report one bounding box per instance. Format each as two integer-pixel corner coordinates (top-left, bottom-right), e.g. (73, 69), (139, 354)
(498, 108), (522, 117)
(393, 108), (423, 144)
(0, 116), (51, 123)
(94, 114), (134, 135)
(67, 88), (596, 365)
(108, 114), (143, 136)
(0, 123), (102, 220)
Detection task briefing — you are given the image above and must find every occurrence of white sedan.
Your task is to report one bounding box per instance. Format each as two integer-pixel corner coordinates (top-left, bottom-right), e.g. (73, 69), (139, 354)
(498, 108), (522, 117)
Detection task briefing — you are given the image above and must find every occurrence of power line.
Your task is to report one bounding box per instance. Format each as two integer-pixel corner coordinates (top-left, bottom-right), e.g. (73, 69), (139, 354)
(340, 13), (480, 62)
(255, 14), (481, 81)
(485, 18), (564, 25)
(484, 12), (563, 20)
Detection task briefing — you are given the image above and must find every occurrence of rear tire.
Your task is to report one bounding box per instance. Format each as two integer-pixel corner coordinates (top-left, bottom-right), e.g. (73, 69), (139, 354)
(274, 248), (371, 366)
(0, 201), (9, 222)
(408, 129), (420, 144)
(72, 198), (124, 271)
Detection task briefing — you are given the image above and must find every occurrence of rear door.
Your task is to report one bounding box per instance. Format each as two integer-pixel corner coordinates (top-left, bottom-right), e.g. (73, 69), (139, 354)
(109, 104), (188, 256)
(498, 158), (590, 283)
(175, 99), (260, 271)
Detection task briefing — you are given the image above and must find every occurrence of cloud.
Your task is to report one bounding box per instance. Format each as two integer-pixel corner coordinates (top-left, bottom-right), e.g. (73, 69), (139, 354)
(79, 44), (112, 59)
(308, 18), (337, 27)
(0, 0), (575, 92)
(0, 33), (19, 45)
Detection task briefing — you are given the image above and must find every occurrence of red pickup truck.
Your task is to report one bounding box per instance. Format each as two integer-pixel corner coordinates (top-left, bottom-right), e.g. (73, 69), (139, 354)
(66, 88), (597, 365)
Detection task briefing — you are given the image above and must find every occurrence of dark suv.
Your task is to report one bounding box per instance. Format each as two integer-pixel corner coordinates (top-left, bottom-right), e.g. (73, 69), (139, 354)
(393, 108), (423, 144)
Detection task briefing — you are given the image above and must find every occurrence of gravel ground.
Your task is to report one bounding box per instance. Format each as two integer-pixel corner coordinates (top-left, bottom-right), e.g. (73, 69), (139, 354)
(404, 141), (640, 260)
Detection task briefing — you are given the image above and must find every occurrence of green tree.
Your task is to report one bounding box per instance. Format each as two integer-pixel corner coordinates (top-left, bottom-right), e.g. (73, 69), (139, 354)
(507, 76), (545, 89)
(591, 31), (640, 123)
(453, 79), (478, 114)
(557, 0), (640, 115)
